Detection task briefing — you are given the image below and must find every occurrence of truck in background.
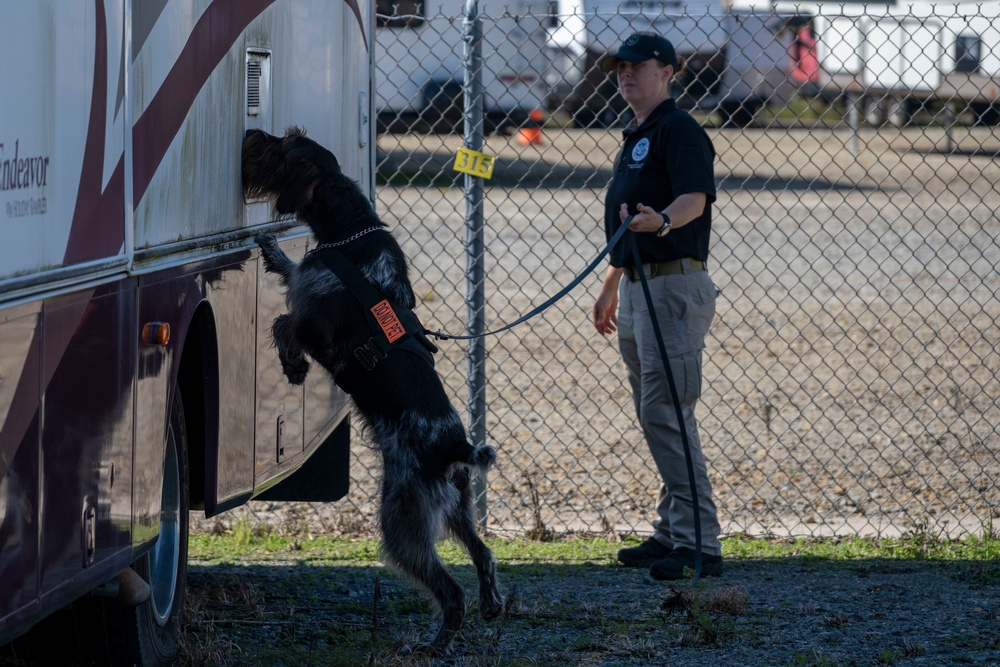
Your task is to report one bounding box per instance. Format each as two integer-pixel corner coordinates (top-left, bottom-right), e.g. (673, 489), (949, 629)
(375, 0), (554, 133)
(0, 1), (370, 663)
(761, 0), (1000, 125)
(543, 0), (799, 127)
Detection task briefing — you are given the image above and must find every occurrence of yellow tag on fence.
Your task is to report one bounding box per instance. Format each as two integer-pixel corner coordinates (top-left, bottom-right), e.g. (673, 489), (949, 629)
(453, 147), (495, 179)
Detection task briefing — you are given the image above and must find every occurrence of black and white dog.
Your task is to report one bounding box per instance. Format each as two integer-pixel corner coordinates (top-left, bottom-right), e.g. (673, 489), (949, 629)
(242, 127), (504, 653)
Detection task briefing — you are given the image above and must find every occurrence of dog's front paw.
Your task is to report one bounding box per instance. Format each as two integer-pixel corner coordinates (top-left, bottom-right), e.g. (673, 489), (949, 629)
(281, 357), (310, 385)
(255, 233), (280, 268)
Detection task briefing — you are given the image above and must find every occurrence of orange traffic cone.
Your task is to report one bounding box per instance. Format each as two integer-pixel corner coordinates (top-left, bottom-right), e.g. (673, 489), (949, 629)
(517, 109), (544, 145)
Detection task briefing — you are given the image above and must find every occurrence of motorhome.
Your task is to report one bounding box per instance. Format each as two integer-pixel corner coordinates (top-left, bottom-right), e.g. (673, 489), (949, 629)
(0, 1), (369, 663)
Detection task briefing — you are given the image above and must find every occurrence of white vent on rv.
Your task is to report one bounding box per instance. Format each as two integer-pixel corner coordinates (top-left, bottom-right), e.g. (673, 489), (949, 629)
(247, 57), (262, 115)
(246, 49), (271, 120)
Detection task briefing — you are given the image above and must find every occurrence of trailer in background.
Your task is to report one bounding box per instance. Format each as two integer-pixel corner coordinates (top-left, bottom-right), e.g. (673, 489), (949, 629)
(544, 0), (799, 127)
(375, 0), (554, 133)
(0, 1), (371, 663)
(765, 0), (1000, 125)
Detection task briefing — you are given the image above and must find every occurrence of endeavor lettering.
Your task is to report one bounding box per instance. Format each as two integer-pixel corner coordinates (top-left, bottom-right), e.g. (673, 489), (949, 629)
(0, 140), (50, 191)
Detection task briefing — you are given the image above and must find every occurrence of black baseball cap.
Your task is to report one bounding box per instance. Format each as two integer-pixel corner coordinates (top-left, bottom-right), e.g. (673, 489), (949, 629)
(600, 32), (678, 73)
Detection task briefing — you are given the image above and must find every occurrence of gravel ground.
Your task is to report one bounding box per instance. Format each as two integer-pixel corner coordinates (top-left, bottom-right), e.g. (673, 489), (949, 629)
(216, 124), (1000, 542)
(180, 540), (1000, 666)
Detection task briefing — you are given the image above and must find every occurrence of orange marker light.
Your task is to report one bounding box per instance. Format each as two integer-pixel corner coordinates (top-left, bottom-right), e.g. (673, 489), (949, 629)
(141, 322), (171, 346)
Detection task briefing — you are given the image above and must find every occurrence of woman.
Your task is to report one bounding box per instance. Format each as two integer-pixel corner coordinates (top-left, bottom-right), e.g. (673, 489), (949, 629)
(591, 32), (723, 580)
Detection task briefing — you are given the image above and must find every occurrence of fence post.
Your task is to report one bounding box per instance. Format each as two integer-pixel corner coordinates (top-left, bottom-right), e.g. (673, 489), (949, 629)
(462, 0), (488, 527)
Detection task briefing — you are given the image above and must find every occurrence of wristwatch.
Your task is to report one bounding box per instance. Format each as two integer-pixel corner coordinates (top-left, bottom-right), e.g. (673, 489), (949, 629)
(656, 213), (671, 237)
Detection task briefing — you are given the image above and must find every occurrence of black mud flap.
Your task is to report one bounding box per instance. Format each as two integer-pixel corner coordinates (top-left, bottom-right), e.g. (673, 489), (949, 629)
(256, 418), (351, 502)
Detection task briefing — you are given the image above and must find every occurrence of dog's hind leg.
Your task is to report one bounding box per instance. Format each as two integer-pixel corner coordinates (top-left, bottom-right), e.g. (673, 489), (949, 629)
(381, 483), (466, 655)
(271, 314), (310, 384)
(446, 466), (505, 621)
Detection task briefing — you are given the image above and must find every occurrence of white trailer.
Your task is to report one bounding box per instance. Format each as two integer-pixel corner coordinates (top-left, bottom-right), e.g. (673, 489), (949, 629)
(763, 0), (1000, 125)
(375, 0), (554, 133)
(544, 0), (798, 127)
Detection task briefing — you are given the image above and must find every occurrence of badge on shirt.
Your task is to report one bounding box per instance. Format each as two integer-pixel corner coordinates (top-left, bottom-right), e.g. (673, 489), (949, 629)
(631, 137), (650, 163)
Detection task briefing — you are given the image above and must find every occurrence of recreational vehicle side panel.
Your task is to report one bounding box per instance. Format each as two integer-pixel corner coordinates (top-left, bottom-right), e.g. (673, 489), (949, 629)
(0, 304), (41, 634)
(132, 0), (269, 248)
(39, 283), (136, 594)
(273, 0), (374, 185)
(0, 3), (126, 284)
(131, 0), (371, 241)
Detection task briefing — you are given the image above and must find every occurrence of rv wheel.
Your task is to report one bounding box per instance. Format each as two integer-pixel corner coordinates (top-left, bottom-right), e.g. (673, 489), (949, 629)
(111, 386), (190, 666)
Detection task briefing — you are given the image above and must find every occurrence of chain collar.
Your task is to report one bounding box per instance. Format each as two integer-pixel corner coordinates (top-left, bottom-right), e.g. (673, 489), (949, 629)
(309, 225), (382, 253)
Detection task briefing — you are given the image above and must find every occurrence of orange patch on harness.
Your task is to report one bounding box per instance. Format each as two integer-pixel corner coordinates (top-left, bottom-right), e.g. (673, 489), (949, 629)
(371, 300), (406, 343)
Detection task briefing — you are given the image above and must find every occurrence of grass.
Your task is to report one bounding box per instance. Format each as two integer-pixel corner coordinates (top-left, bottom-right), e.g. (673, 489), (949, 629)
(190, 526), (1000, 578)
(760, 95), (846, 125)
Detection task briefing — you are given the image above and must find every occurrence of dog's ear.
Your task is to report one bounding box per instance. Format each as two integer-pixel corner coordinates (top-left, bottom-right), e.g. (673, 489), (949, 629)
(242, 130), (286, 195)
(274, 168), (319, 214)
(304, 145), (340, 176)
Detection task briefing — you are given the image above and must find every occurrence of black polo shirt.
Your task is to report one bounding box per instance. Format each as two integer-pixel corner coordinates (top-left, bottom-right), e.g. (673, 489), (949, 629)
(604, 98), (717, 268)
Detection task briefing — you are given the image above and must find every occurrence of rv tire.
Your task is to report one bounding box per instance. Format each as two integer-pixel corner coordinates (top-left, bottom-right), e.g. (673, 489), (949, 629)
(111, 386), (190, 666)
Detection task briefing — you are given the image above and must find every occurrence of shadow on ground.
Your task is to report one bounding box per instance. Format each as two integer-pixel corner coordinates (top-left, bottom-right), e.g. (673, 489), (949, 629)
(179, 556), (1000, 666)
(378, 149), (882, 193)
(377, 149), (614, 189)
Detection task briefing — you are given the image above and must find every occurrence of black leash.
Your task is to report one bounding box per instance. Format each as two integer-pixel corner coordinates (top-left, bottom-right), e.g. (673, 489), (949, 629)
(427, 220), (632, 341)
(625, 233), (704, 585)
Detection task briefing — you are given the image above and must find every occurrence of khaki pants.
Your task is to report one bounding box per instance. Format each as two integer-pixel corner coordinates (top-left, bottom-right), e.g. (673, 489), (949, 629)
(617, 268), (722, 555)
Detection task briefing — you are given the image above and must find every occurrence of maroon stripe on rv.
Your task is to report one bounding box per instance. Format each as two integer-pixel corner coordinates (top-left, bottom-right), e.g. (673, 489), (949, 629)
(344, 0), (367, 50)
(132, 0), (369, 204)
(64, 0), (125, 265)
(131, 0), (278, 203)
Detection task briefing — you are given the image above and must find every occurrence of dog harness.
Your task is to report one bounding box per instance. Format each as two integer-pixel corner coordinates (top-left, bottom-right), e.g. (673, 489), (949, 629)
(311, 246), (438, 378)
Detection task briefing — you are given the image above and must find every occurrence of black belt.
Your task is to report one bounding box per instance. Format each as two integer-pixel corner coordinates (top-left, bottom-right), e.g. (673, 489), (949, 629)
(624, 258), (705, 281)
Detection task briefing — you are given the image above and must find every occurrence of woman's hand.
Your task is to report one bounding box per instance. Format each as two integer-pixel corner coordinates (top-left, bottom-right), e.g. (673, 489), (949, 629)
(622, 202), (664, 234)
(592, 266), (623, 336)
(593, 292), (618, 335)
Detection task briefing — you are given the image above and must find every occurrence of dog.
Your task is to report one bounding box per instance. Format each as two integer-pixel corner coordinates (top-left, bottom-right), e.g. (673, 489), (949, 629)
(242, 127), (505, 654)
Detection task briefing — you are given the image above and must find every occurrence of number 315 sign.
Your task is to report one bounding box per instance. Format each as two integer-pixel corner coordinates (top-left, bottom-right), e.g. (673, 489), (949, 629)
(452, 147), (495, 179)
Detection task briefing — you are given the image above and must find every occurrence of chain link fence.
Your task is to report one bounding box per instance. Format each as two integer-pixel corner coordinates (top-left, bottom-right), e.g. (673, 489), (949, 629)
(201, 4), (1000, 541)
